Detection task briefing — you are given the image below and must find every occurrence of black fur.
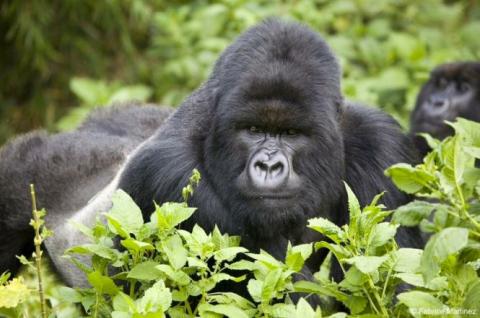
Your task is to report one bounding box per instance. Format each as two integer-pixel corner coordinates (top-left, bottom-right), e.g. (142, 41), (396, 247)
(0, 104), (172, 275)
(410, 62), (480, 157)
(118, 20), (423, 269)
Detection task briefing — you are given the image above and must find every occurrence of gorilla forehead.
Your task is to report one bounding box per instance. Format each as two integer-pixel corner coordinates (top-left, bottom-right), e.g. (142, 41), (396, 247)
(432, 62), (480, 81)
(212, 19), (342, 99)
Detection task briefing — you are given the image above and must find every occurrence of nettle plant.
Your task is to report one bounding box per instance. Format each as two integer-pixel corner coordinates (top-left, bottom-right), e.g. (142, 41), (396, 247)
(57, 170), (320, 318)
(384, 118), (480, 316)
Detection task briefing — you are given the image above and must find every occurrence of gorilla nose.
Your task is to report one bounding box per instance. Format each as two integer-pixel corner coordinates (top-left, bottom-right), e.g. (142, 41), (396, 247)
(248, 150), (289, 189)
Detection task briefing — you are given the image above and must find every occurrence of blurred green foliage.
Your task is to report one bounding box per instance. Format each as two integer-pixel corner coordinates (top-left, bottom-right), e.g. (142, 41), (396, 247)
(1, 0), (479, 143)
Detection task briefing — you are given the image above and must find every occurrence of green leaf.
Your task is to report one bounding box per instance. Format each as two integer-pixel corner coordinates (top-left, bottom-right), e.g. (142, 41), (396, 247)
(293, 280), (347, 301)
(385, 163), (435, 194)
(394, 248), (423, 273)
(295, 298), (317, 317)
(397, 291), (445, 310)
(418, 133), (441, 150)
(308, 218), (346, 243)
(261, 269), (283, 302)
(136, 280), (172, 314)
(121, 238), (154, 252)
(345, 256), (387, 274)
(155, 265), (190, 285)
(155, 202), (196, 231)
(108, 85), (152, 105)
(66, 244), (115, 260)
(127, 261), (162, 281)
(246, 250), (283, 268)
(344, 182), (361, 236)
(368, 222), (398, 249)
(344, 295), (367, 315)
(463, 280), (480, 312)
(198, 303), (249, 318)
(286, 243), (313, 272)
(421, 227), (469, 282)
(247, 279), (262, 303)
(214, 247), (248, 263)
(395, 273), (424, 287)
(87, 271), (119, 295)
(392, 201), (436, 226)
(107, 190), (144, 237)
(69, 77), (110, 106)
(113, 292), (136, 313)
(449, 118), (480, 147)
(162, 234), (188, 269)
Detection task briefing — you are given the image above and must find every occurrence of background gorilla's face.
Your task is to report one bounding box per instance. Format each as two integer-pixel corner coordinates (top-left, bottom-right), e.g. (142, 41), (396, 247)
(203, 63), (345, 238)
(411, 62), (480, 140)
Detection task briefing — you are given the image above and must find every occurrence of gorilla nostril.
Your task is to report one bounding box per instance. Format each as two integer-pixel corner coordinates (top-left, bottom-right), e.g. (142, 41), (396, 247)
(270, 162), (284, 175)
(254, 161), (268, 172)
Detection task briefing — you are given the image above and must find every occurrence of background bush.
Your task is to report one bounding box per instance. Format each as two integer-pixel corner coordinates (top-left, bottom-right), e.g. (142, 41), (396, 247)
(1, 0), (479, 143)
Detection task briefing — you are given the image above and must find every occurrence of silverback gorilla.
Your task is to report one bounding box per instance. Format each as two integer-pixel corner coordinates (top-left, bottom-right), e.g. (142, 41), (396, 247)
(0, 104), (172, 275)
(410, 62), (480, 157)
(0, 20), (422, 288)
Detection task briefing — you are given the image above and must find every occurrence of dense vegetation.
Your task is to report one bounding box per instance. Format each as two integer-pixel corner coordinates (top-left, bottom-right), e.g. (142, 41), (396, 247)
(1, 118), (480, 317)
(1, 1), (480, 317)
(1, 0), (479, 143)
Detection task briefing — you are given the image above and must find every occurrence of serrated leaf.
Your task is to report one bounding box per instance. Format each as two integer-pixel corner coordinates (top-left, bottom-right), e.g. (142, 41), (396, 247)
(421, 227), (469, 282)
(397, 291), (444, 310)
(368, 222), (398, 249)
(136, 280), (172, 314)
(308, 218), (346, 243)
(67, 244), (115, 260)
(345, 182), (361, 236)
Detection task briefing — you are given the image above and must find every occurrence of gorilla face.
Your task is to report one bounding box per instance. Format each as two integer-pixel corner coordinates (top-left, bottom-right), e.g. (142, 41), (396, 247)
(411, 62), (480, 141)
(201, 28), (346, 238)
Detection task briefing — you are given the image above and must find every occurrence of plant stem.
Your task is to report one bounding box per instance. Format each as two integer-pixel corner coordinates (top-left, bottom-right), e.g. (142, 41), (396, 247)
(30, 184), (47, 318)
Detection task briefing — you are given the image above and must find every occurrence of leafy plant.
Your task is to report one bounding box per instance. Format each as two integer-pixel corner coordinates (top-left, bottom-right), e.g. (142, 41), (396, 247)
(3, 119), (480, 317)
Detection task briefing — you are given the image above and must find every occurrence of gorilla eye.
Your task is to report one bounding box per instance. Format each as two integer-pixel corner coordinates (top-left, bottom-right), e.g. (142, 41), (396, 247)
(249, 126), (264, 133)
(459, 82), (470, 93)
(286, 129), (299, 136)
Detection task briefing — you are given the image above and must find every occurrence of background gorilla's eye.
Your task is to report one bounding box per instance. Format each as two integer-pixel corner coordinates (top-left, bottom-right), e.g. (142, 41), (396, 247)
(286, 129), (298, 136)
(249, 126), (263, 133)
(458, 82), (470, 93)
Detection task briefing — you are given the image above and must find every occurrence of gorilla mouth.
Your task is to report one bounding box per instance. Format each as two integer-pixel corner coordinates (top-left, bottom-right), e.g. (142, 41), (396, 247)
(256, 195), (295, 200)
